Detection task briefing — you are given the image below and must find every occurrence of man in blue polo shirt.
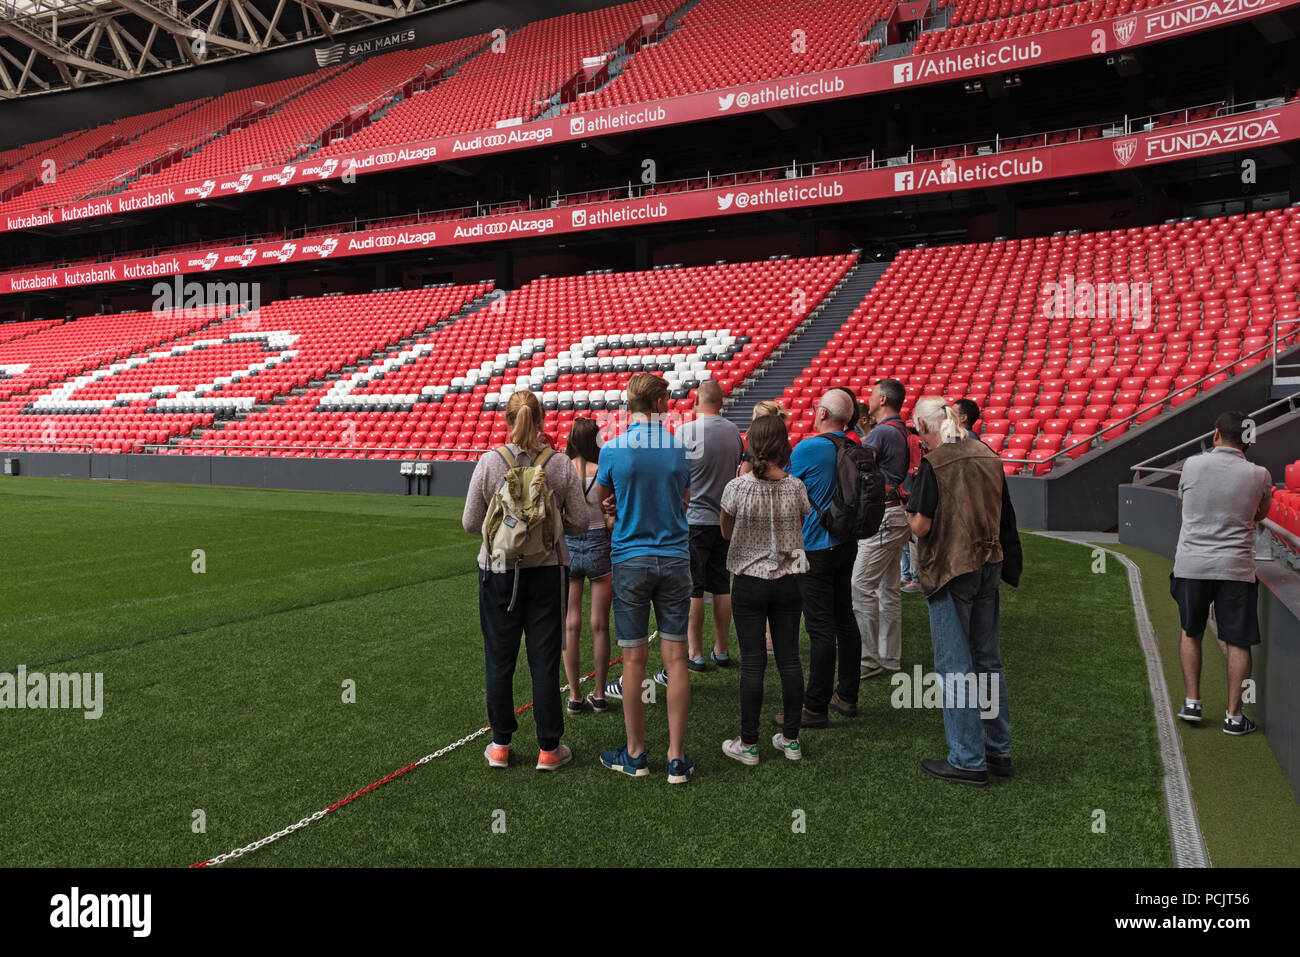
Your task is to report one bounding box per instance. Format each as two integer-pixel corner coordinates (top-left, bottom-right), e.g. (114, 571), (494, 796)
(773, 388), (862, 729)
(595, 372), (696, 783)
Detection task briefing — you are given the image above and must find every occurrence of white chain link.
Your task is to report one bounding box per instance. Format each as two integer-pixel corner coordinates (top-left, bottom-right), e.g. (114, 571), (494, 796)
(192, 646), (640, 867)
(195, 727), (490, 867)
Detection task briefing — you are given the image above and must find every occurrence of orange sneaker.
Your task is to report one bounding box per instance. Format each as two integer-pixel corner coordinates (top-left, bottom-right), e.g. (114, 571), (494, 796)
(484, 742), (509, 768)
(535, 743), (573, 772)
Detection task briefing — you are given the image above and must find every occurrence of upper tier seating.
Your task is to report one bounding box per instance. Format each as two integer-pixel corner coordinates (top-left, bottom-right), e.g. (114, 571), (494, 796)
(0, 103), (194, 205)
(914, 0), (1180, 53)
(0, 71), (343, 213)
(317, 1), (677, 155)
(149, 36), (486, 184)
(783, 208), (1300, 475)
(574, 0), (890, 112)
(171, 254), (854, 459)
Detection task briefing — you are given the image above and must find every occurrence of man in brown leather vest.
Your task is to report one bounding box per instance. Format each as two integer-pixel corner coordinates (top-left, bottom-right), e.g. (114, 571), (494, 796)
(906, 396), (1021, 788)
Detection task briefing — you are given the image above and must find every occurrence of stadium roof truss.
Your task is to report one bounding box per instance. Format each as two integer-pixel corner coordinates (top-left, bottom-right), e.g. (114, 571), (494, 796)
(0, 0), (458, 98)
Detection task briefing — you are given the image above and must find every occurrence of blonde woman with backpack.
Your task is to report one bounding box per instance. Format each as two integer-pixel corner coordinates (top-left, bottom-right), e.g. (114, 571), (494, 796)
(463, 390), (589, 772)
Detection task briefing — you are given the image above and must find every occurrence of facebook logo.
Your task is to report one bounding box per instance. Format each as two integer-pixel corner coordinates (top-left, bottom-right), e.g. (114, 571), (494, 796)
(894, 170), (913, 192)
(893, 62), (913, 84)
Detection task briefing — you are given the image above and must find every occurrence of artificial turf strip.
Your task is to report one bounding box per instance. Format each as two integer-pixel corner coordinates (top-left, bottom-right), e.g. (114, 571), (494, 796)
(1, 477), (1167, 867)
(1103, 543), (1300, 869)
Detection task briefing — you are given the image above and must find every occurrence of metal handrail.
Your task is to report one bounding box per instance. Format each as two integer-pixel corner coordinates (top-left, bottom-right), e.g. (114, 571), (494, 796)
(996, 330), (1300, 474)
(1130, 389), (1300, 479)
(2, 440), (97, 451)
(142, 443), (491, 458)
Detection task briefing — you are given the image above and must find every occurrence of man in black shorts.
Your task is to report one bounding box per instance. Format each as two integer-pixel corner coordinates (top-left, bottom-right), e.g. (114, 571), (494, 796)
(679, 380), (744, 673)
(1170, 411), (1273, 735)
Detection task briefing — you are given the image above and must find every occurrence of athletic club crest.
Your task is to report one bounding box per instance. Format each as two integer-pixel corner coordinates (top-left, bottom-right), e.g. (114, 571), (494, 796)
(1113, 138), (1138, 167)
(1113, 17), (1137, 47)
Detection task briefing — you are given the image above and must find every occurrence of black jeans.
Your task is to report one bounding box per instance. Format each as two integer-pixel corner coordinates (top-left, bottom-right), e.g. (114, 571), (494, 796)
(479, 565), (565, 751)
(733, 573), (804, 744)
(799, 541), (861, 712)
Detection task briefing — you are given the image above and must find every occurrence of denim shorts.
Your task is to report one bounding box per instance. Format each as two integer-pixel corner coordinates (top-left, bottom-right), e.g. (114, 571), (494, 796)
(566, 528), (611, 581)
(611, 556), (692, 647)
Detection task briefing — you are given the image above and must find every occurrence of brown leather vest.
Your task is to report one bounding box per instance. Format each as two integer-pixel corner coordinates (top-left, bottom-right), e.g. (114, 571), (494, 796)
(916, 438), (1005, 598)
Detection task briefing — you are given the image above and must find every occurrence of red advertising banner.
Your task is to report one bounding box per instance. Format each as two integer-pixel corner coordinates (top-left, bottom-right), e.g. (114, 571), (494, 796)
(2, 102), (1296, 296)
(1, 0), (1293, 236)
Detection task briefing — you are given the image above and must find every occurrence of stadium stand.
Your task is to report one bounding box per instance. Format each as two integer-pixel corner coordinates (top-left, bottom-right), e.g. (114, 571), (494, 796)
(1270, 458), (1300, 536)
(148, 36), (489, 184)
(318, 2), (677, 156)
(0, 71), (342, 212)
(571, 0), (891, 112)
(0, 284), (492, 454)
(914, 0), (1180, 53)
(0, 317), (62, 346)
(780, 208), (1300, 474)
(0, 309), (220, 406)
(167, 254), (854, 459)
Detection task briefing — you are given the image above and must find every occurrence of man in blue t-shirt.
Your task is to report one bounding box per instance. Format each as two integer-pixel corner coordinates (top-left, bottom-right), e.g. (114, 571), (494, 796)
(779, 388), (862, 728)
(595, 372), (696, 783)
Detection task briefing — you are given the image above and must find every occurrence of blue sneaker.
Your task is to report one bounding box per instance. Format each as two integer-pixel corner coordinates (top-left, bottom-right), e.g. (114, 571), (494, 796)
(605, 676), (623, 701)
(687, 656), (707, 672)
(667, 755), (696, 784)
(710, 650), (732, 668)
(601, 744), (649, 777)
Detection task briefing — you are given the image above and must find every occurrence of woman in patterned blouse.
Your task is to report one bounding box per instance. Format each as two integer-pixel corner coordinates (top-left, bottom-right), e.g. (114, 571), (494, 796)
(718, 414), (812, 764)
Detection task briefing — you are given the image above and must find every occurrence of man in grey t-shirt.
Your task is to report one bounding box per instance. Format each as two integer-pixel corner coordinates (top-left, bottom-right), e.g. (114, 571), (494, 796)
(678, 379), (744, 671)
(1171, 410), (1273, 736)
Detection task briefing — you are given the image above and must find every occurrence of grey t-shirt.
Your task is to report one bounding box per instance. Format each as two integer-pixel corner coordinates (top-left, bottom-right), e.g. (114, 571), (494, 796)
(679, 413), (744, 526)
(1173, 446), (1272, 582)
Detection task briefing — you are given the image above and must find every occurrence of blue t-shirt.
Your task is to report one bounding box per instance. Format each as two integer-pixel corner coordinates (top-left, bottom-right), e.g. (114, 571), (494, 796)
(596, 421), (691, 563)
(788, 430), (844, 552)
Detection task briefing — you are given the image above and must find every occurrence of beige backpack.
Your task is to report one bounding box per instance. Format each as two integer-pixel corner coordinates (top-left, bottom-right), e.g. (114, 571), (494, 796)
(482, 446), (563, 606)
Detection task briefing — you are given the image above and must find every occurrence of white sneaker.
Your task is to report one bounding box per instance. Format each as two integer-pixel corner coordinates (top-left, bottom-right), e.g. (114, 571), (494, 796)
(722, 737), (760, 766)
(773, 733), (803, 761)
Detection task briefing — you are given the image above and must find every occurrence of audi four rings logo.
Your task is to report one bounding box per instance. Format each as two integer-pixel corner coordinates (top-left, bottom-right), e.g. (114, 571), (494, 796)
(1113, 16), (1138, 45)
(1113, 138), (1138, 166)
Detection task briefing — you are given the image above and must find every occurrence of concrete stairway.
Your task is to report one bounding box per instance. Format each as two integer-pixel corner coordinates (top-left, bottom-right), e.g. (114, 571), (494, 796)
(724, 258), (891, 425)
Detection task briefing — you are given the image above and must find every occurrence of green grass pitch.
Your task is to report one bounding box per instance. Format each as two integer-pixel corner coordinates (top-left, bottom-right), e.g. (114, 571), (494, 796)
(0, 477), (1169, 867)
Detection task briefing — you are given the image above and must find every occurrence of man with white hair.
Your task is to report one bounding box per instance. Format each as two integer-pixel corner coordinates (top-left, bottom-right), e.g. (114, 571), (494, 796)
(906, 396), (1021, 788)
(773, 389), (862, 729)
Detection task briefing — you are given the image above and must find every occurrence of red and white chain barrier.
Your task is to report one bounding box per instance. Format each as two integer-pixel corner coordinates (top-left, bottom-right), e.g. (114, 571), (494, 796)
(191, 651), (630, 868)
